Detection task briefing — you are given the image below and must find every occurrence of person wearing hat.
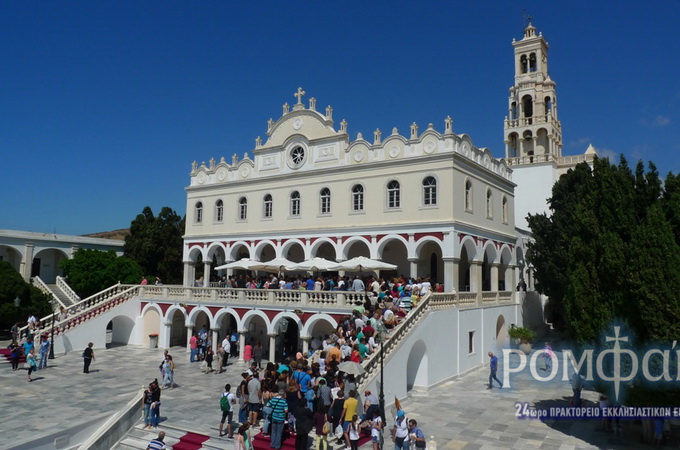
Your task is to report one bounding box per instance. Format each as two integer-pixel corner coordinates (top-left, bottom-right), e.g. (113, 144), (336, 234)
(392, 409), (409, 449)
(268, 389), (289, 450)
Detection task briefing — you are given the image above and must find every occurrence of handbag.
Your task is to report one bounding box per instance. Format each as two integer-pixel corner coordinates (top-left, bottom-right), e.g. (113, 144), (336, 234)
(322, 421), (331, 435)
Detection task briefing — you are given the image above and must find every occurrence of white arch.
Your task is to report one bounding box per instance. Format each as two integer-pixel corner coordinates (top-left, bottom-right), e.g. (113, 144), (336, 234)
(300, 313), (338, 337)
(206, 242), (227, 260)
(499, 244), (513, 265)
(310, 237), (338, 258)
(254, 240), (277, 260)
(482, 241), (498, 263)
(413, 236), (444, 259)
(340, 236), (373, 259)
(164, 305), (188, 326)
(281, 238), (307, 259)
(457, 236), (479, 261)
(268, 311), (304, 335)
(187, 246), (205, 262)
(140, 302), (163, 318)
(214, 307), (242, 330)
(242, 309), (271, 331)
(229, 240), (252, 260)
(376, 234), (410, 259)
(187, 305), (215, 328)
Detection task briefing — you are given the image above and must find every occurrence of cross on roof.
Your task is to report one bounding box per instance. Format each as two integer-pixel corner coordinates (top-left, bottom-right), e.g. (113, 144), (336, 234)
(294, 87), (306, 105)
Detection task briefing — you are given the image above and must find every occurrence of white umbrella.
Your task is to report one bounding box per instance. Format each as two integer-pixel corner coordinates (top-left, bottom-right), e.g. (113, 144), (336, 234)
(289, 257), (341, 272)
(335, 256), (397, 272)
(250, 257), (298, 273)
(214, 258), (260, 271)
(337, 361), (366, 376)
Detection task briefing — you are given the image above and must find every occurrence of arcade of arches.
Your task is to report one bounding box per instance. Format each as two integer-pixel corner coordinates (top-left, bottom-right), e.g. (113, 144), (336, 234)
(184, 232), (533, 293)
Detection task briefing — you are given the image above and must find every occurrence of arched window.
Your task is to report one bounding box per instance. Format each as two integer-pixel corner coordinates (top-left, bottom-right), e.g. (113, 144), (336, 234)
(320, 188), (331, 215)
(522, 95), (533, 121)
(520, 55), (528, 73)
(387, 180), (400, 208)
(423, 176), (437, 206)
(215, 200), (223, 222)
(238, 197), (247, 220)
(486, 189), (493, 219)
(510, 102), (518, 120)
(544, 96), (553, 115)
(529, 53), (537, 72)
(502, 195), (509, 224)
(465, 180), (473, 211)
(263, 194), (273, 218)
(195, 202), (203, 223)
(290, 191), (300, 216)
(352, 184), (364, 212)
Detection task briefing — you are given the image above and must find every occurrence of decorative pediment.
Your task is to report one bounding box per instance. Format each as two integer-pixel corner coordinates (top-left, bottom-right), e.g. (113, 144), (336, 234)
(262, 110), (340, 149)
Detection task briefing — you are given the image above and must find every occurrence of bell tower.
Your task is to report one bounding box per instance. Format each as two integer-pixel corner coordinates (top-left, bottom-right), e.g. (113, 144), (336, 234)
(504, 22), (562, 164)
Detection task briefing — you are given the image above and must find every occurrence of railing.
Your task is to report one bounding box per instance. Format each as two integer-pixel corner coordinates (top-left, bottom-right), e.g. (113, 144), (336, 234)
(19, 283), (139, 338)
(359, 292), (433, 389)
(31, 276), (64, 310)
(506, 153), (595, 167)
(358, 290), (519, 389)
(137, 286), (364, 310)
(56, 275), (80, 305)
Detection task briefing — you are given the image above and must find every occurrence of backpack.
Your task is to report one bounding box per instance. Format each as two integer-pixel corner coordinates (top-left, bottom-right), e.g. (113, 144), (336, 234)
(220, 394), (231, 412)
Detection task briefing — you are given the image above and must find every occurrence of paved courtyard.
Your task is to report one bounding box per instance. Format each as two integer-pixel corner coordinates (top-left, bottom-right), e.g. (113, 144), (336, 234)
(1, 341), (676, 449)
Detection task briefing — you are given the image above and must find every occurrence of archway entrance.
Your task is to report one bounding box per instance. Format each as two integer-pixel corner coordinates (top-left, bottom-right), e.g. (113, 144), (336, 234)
(274, 317), (299, 361)
(106, 315), (135, 348)
(406, 340), (428, 391)
(496, 315), (508, 350)
(143, 308), (161, 347)
(169, 310), (187, 347)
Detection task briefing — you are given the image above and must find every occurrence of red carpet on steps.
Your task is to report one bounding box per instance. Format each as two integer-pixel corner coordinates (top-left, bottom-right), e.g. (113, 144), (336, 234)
(0, 348), (25, 364)
(252, 430), (372, 450)
(173, 432), (210, 450)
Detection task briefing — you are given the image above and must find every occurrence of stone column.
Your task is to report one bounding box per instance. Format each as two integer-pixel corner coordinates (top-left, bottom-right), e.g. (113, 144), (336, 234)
(183, 262), (193, 287)
(268, 333), (278, 363)
(408, 258), (418, 280)
(443, 258), (456, 292)
(239, 331), (247, 362)
(203, 263), (211, 287)
(506, 265), (516, 292)
(300, 335), (311, 356)
(160, 321), (172, 348)
(185, 325), (194, 352)
(211, 328), (220, 353)
(20, 242), (34, 282)
(490, 263), (499, 292)
(470, 261), (482, 293)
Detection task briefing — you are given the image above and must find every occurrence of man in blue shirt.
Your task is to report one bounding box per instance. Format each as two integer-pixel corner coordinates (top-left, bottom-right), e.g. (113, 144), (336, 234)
(488, 351), (503, 389)
(38, 336), (50, 369)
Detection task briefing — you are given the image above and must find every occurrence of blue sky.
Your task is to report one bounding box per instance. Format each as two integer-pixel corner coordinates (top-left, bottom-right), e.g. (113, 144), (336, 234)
(2, 2), (679, 236)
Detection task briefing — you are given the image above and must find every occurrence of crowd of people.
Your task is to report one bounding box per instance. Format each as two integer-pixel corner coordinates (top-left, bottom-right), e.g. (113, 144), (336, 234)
(207, 273), (442, 297)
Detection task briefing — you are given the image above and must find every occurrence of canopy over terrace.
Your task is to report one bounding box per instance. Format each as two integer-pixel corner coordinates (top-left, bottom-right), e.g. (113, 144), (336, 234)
(335, 256), (397, 273)
(214, 258), (260, 271)
(288, 257), (341, 272)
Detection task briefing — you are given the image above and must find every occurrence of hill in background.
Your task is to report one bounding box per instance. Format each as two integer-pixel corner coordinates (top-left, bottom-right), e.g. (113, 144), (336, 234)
(83, 228), (129, 241)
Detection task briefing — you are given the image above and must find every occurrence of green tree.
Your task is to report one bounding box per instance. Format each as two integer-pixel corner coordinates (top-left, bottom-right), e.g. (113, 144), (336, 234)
(60, 249), (143, 298)
(124, 206), (185, 284)
(0, 262), (53, 328)
(527, 156), (680, 344)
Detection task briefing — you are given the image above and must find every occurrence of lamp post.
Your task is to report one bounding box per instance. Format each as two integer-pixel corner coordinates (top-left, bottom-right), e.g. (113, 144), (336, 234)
(49, 312), (55, 359)
(379, 340), (386, 425)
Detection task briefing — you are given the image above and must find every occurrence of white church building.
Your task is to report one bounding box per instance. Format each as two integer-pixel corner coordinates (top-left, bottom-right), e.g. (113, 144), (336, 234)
(181, 22), (595, 292)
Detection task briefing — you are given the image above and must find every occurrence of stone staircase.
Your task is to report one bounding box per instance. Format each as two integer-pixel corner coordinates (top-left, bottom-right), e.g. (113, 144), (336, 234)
(47, 283), (76, 307)
(113, 423), (233, 450)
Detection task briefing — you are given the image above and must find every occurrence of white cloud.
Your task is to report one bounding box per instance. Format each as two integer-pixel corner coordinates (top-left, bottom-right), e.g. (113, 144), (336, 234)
(654, 115), (670, 126)
(638, 115), (671, 127)
(595, 148), (619, 163)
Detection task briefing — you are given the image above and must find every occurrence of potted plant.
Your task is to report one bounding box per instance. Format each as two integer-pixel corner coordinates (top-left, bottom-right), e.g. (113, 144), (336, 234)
(508, 325), (535, 354)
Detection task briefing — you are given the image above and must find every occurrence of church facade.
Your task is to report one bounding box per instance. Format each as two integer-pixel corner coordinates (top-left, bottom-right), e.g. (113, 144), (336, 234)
(182, 23), (594, 292)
